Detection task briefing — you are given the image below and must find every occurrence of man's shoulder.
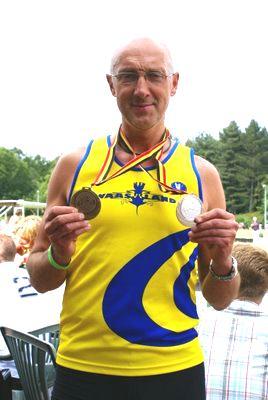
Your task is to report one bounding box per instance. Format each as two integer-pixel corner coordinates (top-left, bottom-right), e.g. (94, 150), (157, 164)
(51, 146), (88, 185)
(58, 136), (109, 167)
(194, 154), (219, 175)
(58, 146), (87, 165)
(193, 154), (225, 210)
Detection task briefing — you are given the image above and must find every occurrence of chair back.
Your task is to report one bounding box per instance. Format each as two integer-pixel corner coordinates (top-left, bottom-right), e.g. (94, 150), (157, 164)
(0, 324), (59, 400)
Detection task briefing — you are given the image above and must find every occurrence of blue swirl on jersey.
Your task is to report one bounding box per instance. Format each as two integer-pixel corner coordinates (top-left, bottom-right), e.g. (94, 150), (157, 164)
(173, 246), (199, 319)
(102, 230), (198, 347)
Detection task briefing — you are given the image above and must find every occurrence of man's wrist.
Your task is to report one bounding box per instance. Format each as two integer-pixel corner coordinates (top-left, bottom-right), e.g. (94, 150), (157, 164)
(47, 245), (71, 270)
(209, 256), (238, 281)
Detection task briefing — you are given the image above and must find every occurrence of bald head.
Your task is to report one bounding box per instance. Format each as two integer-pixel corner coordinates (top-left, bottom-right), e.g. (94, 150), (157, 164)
(0, 234), (16, 262)
(110, 38), (174, 75)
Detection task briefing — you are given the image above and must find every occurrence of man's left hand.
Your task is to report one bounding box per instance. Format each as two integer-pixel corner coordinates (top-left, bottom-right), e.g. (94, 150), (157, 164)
(188, 208), (239, 264)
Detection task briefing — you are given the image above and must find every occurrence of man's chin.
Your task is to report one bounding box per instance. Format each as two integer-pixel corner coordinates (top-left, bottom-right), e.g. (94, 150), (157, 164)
(130, 120), (157, 131)
(126, 115), (159, 131)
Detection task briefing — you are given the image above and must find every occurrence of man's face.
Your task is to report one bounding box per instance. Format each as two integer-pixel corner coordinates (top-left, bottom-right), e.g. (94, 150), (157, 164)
(107, 44), (179, 131)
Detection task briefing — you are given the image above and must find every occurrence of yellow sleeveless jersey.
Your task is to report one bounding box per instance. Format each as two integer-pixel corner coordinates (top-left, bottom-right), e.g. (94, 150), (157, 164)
(56, 135), (204, 376)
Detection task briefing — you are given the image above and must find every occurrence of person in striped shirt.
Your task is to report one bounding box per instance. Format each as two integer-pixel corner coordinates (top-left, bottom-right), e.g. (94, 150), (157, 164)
(198, 243), (268, 399)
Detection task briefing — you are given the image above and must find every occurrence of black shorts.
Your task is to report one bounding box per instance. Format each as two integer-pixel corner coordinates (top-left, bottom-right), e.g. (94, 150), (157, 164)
(51, 363), (206, 400)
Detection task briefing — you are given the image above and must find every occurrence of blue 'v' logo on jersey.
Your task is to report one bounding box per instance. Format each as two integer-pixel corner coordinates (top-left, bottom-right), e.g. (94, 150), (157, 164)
(171, 181), (187, 191)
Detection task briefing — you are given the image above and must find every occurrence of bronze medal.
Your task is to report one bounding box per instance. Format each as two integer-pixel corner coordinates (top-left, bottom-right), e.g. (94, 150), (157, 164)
(70, 187), (101, 220)
(176, 194), (203, 227)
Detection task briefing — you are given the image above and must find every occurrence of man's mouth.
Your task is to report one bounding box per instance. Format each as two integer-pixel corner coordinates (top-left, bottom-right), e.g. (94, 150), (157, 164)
(132, 103), (154, 108)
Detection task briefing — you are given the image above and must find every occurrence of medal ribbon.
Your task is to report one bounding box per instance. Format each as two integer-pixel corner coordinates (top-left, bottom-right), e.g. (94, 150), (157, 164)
(119, 129), (187, 194)
(91, 126), (186, 195)
(92, 128), (169, 187)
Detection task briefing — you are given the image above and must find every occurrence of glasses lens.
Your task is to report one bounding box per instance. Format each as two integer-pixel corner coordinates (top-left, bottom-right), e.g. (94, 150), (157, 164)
(146, 71), (165, 83)
(116, 73), (138, 84)
(114, 71), (168, 85)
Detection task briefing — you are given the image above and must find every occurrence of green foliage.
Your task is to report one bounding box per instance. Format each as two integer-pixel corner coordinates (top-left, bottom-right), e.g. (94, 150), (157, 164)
(188, 119), (268, 215)
(186, 133), (220, 164)
(0, 148), (36, 199)
(239, 121), (268, 212)
(0, 147), (57, 201)
(236, 212), (262, 229)
(218, 121), (247, 213)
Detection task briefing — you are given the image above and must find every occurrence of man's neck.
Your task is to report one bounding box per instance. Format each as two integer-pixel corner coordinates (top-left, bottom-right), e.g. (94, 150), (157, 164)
(120, 122), (166, 154)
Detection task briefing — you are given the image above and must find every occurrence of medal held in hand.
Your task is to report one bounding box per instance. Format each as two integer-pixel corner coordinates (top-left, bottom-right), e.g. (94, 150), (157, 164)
(70, 187), (101, 220)
(176, 194), (203, 227)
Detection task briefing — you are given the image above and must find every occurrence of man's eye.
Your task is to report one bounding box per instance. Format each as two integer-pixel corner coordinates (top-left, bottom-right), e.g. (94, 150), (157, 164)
(119, 73), (137, 82)
(147, 72), (164, 81)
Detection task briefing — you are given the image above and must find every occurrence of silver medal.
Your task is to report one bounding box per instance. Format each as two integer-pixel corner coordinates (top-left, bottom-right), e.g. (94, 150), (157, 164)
(176, 194), (203, 227)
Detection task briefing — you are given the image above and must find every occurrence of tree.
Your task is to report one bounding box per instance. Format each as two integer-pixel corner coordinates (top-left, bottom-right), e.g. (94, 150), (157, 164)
(218, 121), (247, 214)
(38, 159), (57, 202)
(186, 133), (221, 166)
(0, 148), (36, 199)
(0, 148), (57, 201)
(242, 120), (268, 212)
(23, 154), (57, 201)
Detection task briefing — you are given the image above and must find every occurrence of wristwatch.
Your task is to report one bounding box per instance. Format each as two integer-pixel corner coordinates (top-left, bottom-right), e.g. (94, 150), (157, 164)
(209, 256), (238, 281)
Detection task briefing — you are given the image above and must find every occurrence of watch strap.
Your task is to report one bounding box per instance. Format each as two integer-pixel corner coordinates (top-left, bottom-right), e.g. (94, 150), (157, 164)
(209, 256), (238, 281)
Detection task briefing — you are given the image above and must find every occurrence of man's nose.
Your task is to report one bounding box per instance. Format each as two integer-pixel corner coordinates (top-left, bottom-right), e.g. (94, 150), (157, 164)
(133, 75), (150, 96)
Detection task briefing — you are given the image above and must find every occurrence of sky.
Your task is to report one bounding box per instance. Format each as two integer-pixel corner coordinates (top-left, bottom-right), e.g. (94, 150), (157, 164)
(0, 0), (267, 160)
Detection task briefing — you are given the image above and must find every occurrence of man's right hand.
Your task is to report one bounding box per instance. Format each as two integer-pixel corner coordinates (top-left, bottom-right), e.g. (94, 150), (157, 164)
(44, 205), (90, 265)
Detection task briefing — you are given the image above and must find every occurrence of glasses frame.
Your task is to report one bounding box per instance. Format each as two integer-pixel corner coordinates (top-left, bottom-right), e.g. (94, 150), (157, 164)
(109, 70), (174, 85)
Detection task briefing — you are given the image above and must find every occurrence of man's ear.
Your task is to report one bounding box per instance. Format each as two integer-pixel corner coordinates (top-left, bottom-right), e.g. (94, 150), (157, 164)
(106, 74), (117, 97)
(170, 72), (179, 96)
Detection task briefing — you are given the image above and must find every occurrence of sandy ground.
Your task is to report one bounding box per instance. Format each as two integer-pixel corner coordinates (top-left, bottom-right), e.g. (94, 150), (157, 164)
(236, 229), (268, 251)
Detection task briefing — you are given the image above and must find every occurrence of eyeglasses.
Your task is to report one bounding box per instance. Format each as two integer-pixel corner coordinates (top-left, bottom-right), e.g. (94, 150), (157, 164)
(110, 71), (174, 85)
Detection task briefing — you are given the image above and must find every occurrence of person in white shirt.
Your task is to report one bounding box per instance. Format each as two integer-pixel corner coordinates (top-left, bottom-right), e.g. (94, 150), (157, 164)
(0, 233), (64, 357)
(198, 243), (268, 400)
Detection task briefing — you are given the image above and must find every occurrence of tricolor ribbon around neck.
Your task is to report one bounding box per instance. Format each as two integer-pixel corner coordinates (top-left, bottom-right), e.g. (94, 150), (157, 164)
(119, 128), (187, 194)
(91, 126), (187, 195)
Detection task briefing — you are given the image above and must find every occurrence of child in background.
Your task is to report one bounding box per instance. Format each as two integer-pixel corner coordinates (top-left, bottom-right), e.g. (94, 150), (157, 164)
(13, 215), (42, 267)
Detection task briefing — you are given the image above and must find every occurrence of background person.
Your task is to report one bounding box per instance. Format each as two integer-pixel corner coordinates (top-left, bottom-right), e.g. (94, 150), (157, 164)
(27, 37), (239, 400)
(13, 215), (42, 267)
(250, 216), (260, 243)
(7, 208), (23, 235)
(198, 243), (268, 399)
(0, 232), (63, 400)
(0, 233), (64, 356)
(0, 234), (16, 264)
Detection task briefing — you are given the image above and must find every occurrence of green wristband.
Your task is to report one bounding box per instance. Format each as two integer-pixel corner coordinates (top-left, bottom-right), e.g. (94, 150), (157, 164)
(47, 245), (70, 270)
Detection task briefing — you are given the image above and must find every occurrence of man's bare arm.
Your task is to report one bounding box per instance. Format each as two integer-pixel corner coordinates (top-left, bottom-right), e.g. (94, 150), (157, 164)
(27, 149), (90, 293)
(192, 156), (240, 310)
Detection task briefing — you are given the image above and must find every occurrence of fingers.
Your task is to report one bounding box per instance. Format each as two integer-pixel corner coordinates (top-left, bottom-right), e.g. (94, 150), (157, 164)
(190, 219), (238, 236)
(189, 208), (239, 244)
(194, 208), (235, 224)
(46, 206), (78, 221)
(44, 206), (91, 243)
(47, 220), (90, 242)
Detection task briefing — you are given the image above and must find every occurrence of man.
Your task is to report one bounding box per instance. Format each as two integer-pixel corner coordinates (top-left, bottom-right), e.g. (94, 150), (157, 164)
(27, 38), (240, 400)
(198, 243), (268, 399)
